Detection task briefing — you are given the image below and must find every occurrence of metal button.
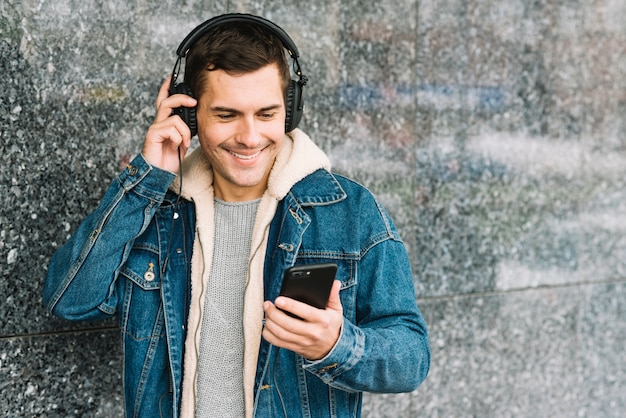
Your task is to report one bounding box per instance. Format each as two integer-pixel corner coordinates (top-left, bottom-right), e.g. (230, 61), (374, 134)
(144, 262), (155, 282)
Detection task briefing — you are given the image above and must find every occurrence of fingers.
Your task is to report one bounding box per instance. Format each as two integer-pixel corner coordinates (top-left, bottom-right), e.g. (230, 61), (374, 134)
(272, 279), (342, 320)
(154, 76), (172, 109)
(325, 280), (342, 312)
(273, 296), (318, 321)
(262, 282), (343, 360)
(143, 116), (190, 172)
(142, 77), (197, 172)
(262, 301), (341, 360)
(154, 77), (197, 124)
(262, 302), (317, 351)
(145, 120), (184, 149)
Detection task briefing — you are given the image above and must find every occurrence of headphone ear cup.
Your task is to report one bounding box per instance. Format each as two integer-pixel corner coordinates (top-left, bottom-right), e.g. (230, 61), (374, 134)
(171, 82), (198, 137)
(285, 79), (304, 132)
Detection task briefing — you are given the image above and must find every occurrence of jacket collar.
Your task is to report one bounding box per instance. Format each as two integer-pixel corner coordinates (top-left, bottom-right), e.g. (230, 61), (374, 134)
(288, 169), (347, 206)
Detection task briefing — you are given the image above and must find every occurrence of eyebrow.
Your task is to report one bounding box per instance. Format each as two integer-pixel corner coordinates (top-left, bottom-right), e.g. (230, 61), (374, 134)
(210, 104), (282, 114)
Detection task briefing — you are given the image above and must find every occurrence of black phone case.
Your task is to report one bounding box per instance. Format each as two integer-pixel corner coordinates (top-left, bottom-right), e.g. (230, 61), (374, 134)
(279, 263), (338, 309)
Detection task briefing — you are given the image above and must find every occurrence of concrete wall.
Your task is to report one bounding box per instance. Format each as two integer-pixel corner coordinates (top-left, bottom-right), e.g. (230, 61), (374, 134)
(1, 0), (625, 416)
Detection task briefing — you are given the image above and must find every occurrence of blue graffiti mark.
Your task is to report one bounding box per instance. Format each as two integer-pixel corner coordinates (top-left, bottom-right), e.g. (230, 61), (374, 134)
(335, 83), (509, 112)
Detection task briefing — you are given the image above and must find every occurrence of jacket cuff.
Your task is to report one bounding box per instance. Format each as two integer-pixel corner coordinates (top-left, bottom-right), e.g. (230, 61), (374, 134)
(118, 154), (177, 200)
(302, 319), (364, 383)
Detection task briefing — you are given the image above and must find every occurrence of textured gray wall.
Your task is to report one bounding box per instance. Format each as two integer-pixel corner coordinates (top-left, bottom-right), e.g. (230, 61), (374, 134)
(1, 0), (625, 417)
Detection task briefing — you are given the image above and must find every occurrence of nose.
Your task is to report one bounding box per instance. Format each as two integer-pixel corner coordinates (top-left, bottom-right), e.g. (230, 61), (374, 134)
(235, 116), (262, 148)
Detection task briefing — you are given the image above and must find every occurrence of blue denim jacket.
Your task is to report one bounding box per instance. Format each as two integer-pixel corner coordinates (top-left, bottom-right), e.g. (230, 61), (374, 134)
(43, 154), (430, 418)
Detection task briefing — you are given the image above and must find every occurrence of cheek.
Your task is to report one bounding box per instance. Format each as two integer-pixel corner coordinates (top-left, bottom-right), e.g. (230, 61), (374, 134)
(197, 122), (226, 147)
(268, 118), (287, 139)
(196, 132), (222, 157)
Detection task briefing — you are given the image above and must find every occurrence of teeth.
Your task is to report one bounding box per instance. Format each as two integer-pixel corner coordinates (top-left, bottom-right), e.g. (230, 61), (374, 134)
(230, 150), (260, 160)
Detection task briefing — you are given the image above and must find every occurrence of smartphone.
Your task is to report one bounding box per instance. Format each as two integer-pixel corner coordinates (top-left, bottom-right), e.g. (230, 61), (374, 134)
(279, 263), (338, 316)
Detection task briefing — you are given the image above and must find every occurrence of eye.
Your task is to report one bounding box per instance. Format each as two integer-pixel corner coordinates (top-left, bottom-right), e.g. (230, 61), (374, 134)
(259, 111), (277, 120)
(217, 113), (235, 121)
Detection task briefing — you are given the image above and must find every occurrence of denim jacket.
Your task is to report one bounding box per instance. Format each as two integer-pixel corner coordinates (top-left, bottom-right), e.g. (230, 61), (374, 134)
(43, 131), (430, 418)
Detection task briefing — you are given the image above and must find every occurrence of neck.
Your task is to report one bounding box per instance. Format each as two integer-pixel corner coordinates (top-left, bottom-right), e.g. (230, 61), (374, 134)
(213, 177), (268, 202)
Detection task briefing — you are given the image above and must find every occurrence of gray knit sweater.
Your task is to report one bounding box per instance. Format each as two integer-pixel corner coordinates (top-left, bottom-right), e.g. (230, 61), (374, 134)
(195, 198), (260, 417)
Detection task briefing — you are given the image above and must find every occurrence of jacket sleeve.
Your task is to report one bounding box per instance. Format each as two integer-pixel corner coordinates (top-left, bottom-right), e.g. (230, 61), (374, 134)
(43, 154), (176, 321)
(303, 238), (431, 393)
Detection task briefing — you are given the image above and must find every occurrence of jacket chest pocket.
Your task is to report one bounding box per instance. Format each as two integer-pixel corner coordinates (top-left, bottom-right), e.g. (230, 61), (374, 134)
(119, 245), (165, 340)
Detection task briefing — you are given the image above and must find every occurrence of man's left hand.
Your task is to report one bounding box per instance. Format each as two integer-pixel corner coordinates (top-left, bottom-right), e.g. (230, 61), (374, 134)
(262, 280), (343, 360)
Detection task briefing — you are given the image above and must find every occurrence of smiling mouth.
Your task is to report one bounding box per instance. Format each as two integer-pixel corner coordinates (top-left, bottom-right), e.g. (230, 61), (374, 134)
(229, 150), (261, 160)
(228, 146), (269, 161)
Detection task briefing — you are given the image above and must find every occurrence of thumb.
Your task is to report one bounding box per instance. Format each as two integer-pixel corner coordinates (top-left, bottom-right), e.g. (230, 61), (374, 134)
(326, 280), (343, 313)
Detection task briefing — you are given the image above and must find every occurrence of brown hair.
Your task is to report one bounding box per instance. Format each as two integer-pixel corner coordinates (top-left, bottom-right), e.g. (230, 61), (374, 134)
(184, 20), (291, 99)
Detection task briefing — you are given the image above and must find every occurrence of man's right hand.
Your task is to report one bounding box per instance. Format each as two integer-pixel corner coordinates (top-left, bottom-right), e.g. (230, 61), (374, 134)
(142, 77), (197, 173)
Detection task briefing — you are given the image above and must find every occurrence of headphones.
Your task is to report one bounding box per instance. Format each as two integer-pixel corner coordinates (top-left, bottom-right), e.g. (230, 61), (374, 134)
(169, 13), (308, 135)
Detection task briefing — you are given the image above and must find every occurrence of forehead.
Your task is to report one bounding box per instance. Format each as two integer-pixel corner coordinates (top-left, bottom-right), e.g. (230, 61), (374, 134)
(200, 64), (284, 106)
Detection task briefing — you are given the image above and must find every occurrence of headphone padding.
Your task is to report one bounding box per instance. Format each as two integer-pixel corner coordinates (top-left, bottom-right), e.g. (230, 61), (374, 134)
(171, 82), (198, 137)
(285, 80), (303, 132)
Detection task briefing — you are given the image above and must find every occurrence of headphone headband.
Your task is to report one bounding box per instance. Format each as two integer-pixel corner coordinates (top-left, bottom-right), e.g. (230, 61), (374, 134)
(176, 13), (300, 60)
(170, 13), (307, 134)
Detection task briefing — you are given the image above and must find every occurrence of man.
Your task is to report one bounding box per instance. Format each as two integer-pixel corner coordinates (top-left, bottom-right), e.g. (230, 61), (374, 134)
(43, 13), (430, 418)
